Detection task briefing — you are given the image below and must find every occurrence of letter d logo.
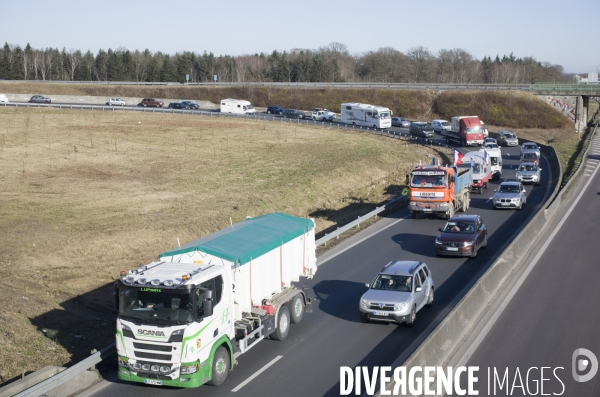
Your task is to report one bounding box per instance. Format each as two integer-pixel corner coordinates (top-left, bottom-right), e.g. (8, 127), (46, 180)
(572, 348), (598, 382)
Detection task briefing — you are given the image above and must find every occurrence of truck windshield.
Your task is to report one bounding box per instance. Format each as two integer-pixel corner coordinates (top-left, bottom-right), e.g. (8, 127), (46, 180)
(119, 288), (194, 325)
(471, 164), (482, 173)
(411, 174), (447, 188)
(466, 127), (481, 133)
(490, 157), (498, 166)
(379, 112), (390, 119)
(370, 274), (412, 292)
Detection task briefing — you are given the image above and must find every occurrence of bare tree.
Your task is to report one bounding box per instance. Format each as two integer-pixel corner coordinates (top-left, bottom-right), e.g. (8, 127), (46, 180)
(66, 49), (81, 81)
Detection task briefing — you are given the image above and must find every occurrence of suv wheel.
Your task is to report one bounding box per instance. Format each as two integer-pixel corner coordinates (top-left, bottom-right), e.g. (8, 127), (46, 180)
(406, 305), (416, 327)
(426, 288), (434, 307)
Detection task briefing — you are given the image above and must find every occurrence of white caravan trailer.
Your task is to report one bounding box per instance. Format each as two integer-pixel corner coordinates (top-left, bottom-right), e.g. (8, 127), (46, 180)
(340, 102), (392, 129)
(220, 98), (256, 115)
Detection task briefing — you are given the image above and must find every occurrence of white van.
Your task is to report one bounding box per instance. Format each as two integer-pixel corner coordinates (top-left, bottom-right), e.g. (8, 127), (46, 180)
(0, 94), (8, 104)
(220, 98), (256, 115)
(431, 119), (451, 133)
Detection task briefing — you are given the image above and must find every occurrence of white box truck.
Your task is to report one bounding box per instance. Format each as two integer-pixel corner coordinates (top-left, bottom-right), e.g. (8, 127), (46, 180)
(114, 212), (317, 388)
(340, 102), (392, 129)
(220, 98), (256, 114)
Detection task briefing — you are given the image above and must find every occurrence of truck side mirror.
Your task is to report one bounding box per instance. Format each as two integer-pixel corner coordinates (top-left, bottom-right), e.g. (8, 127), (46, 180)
(203, 289), (214, 318)
(112, 282), (119, 310)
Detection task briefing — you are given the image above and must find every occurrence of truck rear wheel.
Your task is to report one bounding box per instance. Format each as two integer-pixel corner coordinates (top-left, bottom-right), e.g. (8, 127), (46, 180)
(207, 346), (230, 386)
(271, 306), (290, 341)
(288, 294), (305, 324)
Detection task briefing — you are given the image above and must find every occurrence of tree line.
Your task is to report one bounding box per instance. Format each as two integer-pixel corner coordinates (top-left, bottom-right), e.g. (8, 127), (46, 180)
(0, 42), (569, 84)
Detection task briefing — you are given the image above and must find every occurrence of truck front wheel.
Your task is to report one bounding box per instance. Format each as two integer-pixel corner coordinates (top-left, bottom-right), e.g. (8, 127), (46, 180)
(207, 346), (230, 386)
(288, 294), (305, 324)
(271, 306), (290, 341)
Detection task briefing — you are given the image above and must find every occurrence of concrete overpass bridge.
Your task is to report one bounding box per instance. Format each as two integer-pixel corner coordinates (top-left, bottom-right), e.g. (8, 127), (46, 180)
(530, 84), (600, 131)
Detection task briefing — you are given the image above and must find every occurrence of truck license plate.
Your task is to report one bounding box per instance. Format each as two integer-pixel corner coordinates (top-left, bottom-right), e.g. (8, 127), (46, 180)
(144, 379), (162, 386)
(372, 311), (389, 316)
(447, 247), (459, 251)
(423, 208), (432, 212)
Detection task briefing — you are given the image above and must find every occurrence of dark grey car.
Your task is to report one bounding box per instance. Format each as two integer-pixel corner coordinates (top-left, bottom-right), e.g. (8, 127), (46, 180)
(359, 261), (434, 326)
(282, 109), (306, 119)
(409, 122), (435, 138)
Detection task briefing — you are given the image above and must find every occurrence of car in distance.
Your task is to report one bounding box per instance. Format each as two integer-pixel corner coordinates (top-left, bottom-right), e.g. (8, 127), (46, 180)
(180, 100), (199, 109)
(431, 119), (451, 133)
(106, 97), (126, 106)
(497, 130), (518, 147)
(312, 109), (334, 121)
(0, 93), (9, 103)
(359, 260), (434, 326)
(492, 181), (527, 210)
(516, 163), (542, 185)
(282, 109), (306, 119)
(167, 102), (191, 110)
(435, 214), (488, 258)
(140, 98), (164, 107)
(29, 95), (51, 104)
(266, 106), (285, 115)
(409, 122), (435, 138)
(520, 142), (541, 158)
(392, 117), (411, 128)
(484, 137), (498, 146)
(520, 152), (540, 166)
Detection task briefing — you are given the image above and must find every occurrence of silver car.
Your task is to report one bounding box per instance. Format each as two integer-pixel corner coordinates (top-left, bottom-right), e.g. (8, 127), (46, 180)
(520, 142), (541, 158)
(392, 117), (410, 128)
(497, 130), (519, 147)
(359, 261), (434, 326)
(516, 163), (542, 185)
(492, 181), (527, 210)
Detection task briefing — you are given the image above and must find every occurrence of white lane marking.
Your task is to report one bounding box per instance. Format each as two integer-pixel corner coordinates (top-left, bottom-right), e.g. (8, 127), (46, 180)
(318, 214), (410, 266)
(450, 160), (600, 388)
(231, 355), (284, 392)
(584, 174), (591, 177)
(585, 164), (596, 168)
(588, 159), (599, 163)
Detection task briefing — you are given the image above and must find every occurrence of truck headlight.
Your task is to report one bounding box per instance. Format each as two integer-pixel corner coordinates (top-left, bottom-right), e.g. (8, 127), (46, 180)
(118, 357), (128, 367)
(360, 300), (370, 309)
(181, 363), (199, 374)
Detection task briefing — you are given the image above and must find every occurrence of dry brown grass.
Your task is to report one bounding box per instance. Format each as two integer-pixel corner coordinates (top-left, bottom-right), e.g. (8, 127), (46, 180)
(0, 107), (449, 383)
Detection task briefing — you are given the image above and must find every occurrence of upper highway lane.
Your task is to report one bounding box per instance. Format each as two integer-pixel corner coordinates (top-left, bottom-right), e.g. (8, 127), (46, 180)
(81, 139), (554, 396)
(461, 134), (600, 396)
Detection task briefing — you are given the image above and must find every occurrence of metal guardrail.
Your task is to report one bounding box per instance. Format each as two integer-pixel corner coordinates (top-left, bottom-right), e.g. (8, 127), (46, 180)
(0, 80), (532, 90)
(12, 344), (116, 397)
(1, 100), (452, 396)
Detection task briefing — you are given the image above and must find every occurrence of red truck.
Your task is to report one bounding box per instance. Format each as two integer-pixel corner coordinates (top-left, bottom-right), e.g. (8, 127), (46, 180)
(441, 116), (485, 147)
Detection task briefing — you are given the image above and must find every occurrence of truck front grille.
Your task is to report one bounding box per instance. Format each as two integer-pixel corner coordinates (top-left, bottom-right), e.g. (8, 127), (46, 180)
(133, 342), (172, 352)
(134, 351), (172, 361)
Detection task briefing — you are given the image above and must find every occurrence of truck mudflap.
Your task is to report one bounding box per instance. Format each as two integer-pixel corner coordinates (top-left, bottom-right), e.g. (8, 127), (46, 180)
(303, 287), (313, 314)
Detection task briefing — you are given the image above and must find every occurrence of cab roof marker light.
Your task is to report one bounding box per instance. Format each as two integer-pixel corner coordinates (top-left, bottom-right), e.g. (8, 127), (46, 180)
(163, 280), (174, 287)
(150, 279), (160, 286)
(137, 278), (147, 285)
(125, 276), (135, 283)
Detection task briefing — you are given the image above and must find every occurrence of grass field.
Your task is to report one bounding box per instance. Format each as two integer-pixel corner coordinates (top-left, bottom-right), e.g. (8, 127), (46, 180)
(0, 107), (452, 383)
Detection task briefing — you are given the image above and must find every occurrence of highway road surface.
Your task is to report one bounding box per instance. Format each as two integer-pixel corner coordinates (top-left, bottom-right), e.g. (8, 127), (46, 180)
(79, 141), (554, 396)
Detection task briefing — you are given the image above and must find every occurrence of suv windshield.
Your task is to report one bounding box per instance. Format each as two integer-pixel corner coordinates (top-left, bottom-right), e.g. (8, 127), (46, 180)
(524, 144), (537, 149)
(498, 185), (520, 193)
(370, 274), (412, 292)
(519, 164), (537, 171)
(504, 132), (515, 138)
(119, 288), (194, 325)
(441, 122), (450, 126)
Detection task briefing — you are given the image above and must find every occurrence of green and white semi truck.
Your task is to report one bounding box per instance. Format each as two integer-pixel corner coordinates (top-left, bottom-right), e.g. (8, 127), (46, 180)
(114, 212), (317, 388)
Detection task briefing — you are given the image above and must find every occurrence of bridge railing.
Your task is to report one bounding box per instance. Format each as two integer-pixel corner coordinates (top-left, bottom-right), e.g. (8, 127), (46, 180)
(530, 83), (600, 93)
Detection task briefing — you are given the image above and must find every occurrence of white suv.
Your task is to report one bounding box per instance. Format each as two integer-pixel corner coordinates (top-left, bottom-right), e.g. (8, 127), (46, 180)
(0, 93), (8, 104)
(106, 98), (126, 106)
(359, 261), (434, 326)
(431, 119), (451, 133)
(311, 108), (335, 121)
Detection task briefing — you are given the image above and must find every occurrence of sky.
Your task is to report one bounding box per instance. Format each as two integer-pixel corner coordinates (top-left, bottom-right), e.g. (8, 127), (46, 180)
(0, 0), (598, 74)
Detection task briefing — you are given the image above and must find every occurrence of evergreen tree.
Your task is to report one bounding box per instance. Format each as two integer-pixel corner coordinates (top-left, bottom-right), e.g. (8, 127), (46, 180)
(0, 43), (10, 79)
(11, 46), (23, 79)
(147, 56), (160, 82)
(278, 52), (290, 82)
(122, 50), (133, 81)
(108, 50), (122, 81)
(24, 43), (33, 79)
(160, 55), (176, 82)
(95, 49), (108, 81)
